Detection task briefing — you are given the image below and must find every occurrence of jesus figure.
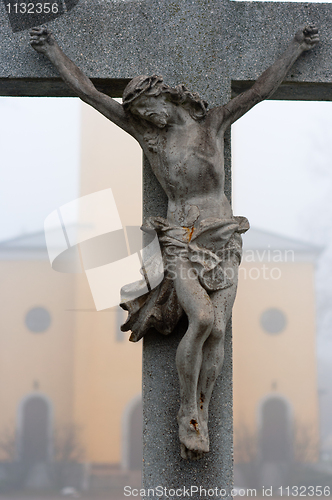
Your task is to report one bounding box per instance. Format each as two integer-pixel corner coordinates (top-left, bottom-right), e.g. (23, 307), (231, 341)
(30, 25), (318, 460)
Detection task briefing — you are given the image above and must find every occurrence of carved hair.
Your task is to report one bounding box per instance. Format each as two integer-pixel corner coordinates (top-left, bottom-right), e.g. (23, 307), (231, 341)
(122, 74), (208, 121)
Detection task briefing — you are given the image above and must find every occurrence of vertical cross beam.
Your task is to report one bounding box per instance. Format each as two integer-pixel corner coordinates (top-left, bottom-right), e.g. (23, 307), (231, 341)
(142, 145), (233, 495)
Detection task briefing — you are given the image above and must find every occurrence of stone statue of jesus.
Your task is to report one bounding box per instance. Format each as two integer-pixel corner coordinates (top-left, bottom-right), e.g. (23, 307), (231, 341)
(30, 26), (318, 460)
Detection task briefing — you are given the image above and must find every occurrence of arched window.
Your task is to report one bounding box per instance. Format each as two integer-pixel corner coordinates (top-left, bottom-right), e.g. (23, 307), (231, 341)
(19, 396), (52, 464)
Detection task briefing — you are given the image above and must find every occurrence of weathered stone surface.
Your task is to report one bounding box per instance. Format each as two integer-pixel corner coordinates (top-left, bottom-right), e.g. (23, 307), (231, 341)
(142, 319), (233, 497)
(142, 137), (234, 495)
(2, 0), (332, 497)
(1, 0), (332, 102)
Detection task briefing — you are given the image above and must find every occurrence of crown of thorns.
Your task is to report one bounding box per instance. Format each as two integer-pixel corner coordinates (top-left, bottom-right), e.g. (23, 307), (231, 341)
(122, 75), (164, 109)
(122, 74), (209, 121)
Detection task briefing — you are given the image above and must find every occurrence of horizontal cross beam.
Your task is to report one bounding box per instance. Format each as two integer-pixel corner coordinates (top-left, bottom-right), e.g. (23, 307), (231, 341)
(1, 77), (332, 102)
(1, 0), (332, 104)
(0, 77), (130, 97)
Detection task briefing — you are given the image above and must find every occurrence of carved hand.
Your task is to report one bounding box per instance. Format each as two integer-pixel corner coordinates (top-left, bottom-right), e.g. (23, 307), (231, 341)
(294, 26), (319, 51)
(29, 27), (56, 55)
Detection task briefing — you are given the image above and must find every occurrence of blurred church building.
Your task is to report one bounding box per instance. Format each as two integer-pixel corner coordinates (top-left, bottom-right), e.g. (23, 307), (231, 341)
(0, 101), (321, 491)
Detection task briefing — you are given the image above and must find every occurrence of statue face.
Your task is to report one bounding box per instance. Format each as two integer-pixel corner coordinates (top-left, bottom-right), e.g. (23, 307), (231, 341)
(129, 94), (172, 128)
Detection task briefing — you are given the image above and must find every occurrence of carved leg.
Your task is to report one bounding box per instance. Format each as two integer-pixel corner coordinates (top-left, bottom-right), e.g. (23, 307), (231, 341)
(197, 259), (239, 450)
(173, 257), (214, 460)
(196, 326), (226, 450)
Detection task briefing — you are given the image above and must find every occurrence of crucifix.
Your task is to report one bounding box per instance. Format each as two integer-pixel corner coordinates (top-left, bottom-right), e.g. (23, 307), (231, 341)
(2, 0), (331, 494)
(29, 22), (319, 464)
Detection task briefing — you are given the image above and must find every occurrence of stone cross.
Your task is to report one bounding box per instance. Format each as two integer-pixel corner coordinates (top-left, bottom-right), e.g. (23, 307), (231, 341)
(1, 0), (332, 496)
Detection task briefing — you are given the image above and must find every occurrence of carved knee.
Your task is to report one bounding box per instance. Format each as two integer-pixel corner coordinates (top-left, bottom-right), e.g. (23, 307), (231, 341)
(193, 307), (214, 335)
(211, 321), (226, 340)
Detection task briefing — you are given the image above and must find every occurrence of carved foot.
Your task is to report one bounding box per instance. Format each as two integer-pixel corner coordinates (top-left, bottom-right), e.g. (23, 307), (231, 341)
(180, 443), (205, 461)
(197, 392), (210, 450)
(177, 411), (209, 460)
(198, 412), (210, 450)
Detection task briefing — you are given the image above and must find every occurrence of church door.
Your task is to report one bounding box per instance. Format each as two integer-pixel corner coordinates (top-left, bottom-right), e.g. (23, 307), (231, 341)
(261, 397), (291, 462)
(21, 396), (50, 464)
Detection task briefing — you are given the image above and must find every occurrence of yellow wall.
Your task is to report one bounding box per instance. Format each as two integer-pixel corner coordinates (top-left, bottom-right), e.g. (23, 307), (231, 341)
(79, 101), (142, 227)
(0, 260), (76, 459)
(73, 101), (143, 464)
(233, 261), (319, 460)
(73, 302), (142, 463)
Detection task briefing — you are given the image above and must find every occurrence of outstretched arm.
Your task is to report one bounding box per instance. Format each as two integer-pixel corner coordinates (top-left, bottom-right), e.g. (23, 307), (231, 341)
(211, 27), (319, 131)
(29, 28), (137, 137)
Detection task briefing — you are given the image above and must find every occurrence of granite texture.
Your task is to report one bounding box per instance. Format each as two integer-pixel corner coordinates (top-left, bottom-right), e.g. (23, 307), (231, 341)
(1, 0), (332, 102)
(2, 0), (332, 497)
(142, 149), (233, 498)
(142, 320), (233, 498)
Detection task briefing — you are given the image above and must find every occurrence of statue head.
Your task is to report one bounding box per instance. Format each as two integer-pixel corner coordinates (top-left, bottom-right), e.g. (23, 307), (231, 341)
(122, 75), (208, 124)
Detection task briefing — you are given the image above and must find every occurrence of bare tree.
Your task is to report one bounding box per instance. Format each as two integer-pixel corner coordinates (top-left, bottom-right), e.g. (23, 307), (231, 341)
(234, 419), (319, 464)
(234, 423), (258, 464)
(293, 420), (319, 463)
(0, 424), (16, 462)
(53, 424), (86, 489)
(53, 423), (85, 463)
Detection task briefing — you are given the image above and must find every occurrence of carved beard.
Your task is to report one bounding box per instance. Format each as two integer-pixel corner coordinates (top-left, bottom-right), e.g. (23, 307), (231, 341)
(143, 130), (159, 153)
(141, 112), (168, 152)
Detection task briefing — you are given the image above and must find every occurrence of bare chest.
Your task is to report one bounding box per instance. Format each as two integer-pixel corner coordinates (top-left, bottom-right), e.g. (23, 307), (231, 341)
(143, 125), (225, 197)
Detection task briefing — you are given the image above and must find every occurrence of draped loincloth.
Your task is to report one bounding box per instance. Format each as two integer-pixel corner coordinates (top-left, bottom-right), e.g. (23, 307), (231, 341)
(120, 215), (249, 342)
